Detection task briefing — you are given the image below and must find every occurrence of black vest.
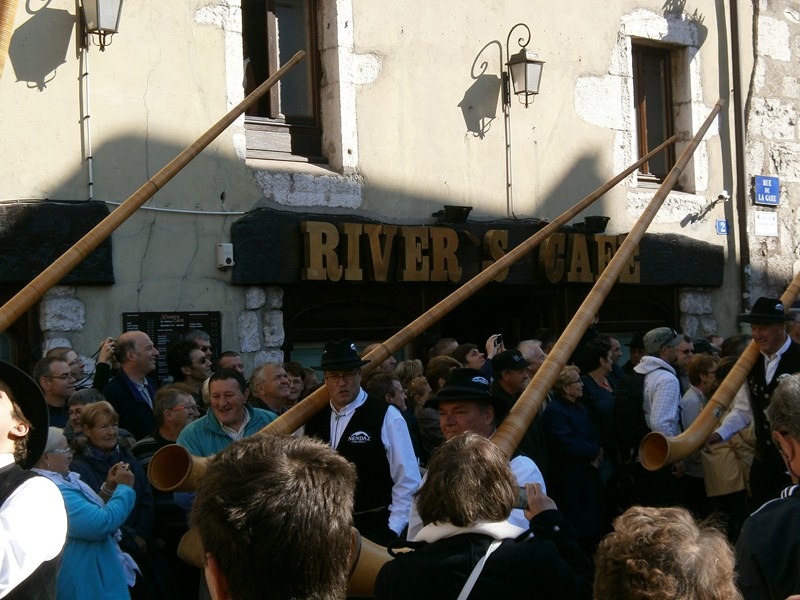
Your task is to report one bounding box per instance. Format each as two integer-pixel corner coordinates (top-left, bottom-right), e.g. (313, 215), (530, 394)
(748, 341), (800, 459)
(306, 395), (394, 513)
(0, 463), (62, 600)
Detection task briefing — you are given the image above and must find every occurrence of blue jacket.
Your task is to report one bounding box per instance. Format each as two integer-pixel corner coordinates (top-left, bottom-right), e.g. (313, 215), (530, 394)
(177, 405), (276, 457)
(56, 480), (136, 599)
(69, 440), (153, 555)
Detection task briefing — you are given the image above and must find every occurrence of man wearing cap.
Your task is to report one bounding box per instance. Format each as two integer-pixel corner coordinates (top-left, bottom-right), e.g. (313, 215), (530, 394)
(737, 297), (800, 509)
(492, 349), (549, 478)
(407, 368), (547, 540)
(304, 340), (421, 545)
(0, 362), (67, 599)
(634, 326), (686, 505)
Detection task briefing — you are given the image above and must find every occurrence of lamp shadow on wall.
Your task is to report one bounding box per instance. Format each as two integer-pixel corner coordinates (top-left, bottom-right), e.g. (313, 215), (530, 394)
(458, 41), (503, 139)
(8, 7), (74, 91)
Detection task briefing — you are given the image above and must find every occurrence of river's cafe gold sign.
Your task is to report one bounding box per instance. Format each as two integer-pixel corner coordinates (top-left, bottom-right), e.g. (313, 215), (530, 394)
(300, 221), (640, 284)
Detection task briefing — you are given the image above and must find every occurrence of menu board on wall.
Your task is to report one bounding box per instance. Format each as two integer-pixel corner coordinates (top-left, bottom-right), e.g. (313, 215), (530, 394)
(122, 311), (222, 381)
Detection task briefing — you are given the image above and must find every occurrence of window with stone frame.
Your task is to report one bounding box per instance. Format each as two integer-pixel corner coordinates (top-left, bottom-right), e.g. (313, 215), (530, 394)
(242, 0), (325, 163)
(632, 41), (678, 185)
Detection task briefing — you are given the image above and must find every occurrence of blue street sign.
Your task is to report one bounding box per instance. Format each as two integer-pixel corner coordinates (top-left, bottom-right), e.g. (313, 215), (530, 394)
(754, 175), (779, 206)
(716, 219), (728, 235)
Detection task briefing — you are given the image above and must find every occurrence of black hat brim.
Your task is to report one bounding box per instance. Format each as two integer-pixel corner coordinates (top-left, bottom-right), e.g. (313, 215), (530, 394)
(425, 393), (509, 420)
(311, 358), (371, 371)
(739, 314), (792, 324)
(0, 361), (49, 469)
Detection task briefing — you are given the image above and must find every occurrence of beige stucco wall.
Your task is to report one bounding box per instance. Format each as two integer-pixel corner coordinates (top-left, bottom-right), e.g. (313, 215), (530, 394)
(2, 0), (778, 359)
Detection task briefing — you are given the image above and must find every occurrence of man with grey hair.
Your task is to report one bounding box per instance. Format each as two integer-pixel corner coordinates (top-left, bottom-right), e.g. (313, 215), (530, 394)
(735, 373), (800, 600)
(249, 362), (291, 415)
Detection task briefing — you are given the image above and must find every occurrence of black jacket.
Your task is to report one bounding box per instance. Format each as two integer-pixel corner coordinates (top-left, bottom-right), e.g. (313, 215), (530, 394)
(375, 510), (593, 600)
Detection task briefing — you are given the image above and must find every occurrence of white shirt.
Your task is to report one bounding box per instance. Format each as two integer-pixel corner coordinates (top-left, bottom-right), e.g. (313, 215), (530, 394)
(763, 336), (792, 385)
(0, 454), (67, 598)
(406, 453), (547, 540)
(714, 384), (753, 441)
(327, 389), (421, 535)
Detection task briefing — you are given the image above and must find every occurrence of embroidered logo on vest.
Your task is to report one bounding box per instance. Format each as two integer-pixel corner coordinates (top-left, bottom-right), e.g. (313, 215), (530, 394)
(348, 431), (371, 444)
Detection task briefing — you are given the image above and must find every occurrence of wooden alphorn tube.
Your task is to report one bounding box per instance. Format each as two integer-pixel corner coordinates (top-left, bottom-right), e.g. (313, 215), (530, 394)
(259, 135), (680, 436)
(639, 270), (800, 470)
(492, 99), (724, 459)
(147, 135), (679, 491)
(0, 0), (18, 78)
(0, 50), (306, 334)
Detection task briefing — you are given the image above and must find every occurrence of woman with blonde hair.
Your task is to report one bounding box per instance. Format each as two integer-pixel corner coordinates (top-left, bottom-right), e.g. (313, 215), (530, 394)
(33, 427), (138, 599)
(594, 505), (741, 600)
(543, 365), (604, 554)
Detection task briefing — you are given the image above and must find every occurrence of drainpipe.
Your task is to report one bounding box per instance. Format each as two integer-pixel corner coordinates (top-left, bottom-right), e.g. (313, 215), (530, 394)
(730, 0), (751, 311)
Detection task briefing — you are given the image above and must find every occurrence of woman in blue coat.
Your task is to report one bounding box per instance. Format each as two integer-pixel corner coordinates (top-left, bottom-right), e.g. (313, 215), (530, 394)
(543, 365), (605, 556)
(33, 427), (137, 599)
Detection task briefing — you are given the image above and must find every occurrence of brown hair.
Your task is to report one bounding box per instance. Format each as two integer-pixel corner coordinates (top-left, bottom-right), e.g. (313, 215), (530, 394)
(193, 434), (356, 600)
(0, 380), (31, 463)
(594, 506), (742, 600)
(425, 355), (461, 393)
(687, 354), (717, 387)
(417, 433), (515, 527)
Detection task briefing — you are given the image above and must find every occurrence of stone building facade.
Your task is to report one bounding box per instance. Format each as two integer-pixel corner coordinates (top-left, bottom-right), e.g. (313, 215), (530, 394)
(1, 0), (797, 373)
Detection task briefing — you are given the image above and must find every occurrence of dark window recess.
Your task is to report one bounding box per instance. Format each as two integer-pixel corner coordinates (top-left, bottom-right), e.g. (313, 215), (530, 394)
(632, 43), (675, 183)
(242, 0), (325, 163)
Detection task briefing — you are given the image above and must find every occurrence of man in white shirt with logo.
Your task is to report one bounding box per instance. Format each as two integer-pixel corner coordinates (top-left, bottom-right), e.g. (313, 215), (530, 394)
(304, 340), (420, 544)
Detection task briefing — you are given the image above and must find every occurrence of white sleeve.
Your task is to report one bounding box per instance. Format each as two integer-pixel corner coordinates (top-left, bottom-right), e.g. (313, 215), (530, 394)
(406, 473), (427, 541)
(0, 476), (67, 598)
(715, 385), (753, 441)
(509, 456), (547, 530)
(381, 407), (422, 535)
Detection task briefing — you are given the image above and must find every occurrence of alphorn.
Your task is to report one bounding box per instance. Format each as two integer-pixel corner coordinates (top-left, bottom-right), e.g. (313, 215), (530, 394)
(0, 50), (306, 335)
(147, 133), (678, 492)
(147, 133), (681, 597)
(492, 100), (724, 458)
(155, 107), (718, 597)
(640, 270), (800, 470)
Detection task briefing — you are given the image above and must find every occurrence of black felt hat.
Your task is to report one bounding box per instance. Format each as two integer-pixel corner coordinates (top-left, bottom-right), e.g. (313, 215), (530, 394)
(425, 368), (508, 419)
(312, 340), (371, 371)
(0, 361), (49, 469)
(739, 297), (793, 324)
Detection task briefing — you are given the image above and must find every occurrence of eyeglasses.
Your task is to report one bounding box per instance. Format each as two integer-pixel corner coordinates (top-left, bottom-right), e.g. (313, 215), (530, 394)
(47, 373), (76, 381)
(48, 447), (73, 455)
(169, 405), (199, 414)
(324, 371), (359, 383)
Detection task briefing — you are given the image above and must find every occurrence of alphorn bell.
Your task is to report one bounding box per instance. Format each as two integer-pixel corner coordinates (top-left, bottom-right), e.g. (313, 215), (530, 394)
(639, 270), (800, 470)
(147, 134), (679, 494)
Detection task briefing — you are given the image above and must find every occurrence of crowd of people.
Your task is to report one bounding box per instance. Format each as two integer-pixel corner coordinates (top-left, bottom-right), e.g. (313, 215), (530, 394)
(1, 296), (800, 599)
